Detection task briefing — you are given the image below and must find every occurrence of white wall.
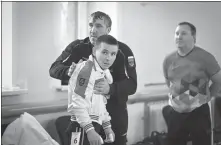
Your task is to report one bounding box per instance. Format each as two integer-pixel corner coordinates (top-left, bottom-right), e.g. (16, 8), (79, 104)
(15, 2), (53, 101)
(6, 2), (71, 104)
(2, 2), (12, 88)
(117, 2), (221, 92)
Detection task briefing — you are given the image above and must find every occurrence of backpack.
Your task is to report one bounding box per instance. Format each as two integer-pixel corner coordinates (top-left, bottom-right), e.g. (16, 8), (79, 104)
(131, 131), (167, 145)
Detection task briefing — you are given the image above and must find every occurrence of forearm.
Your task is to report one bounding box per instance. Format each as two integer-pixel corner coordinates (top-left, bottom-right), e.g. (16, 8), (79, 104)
(49, 61), (70, 80)
(109, 73), (137, 104)
(109, 77), (137, 96)
(49, 39), (80, 81)
(102, 107), (111, 129)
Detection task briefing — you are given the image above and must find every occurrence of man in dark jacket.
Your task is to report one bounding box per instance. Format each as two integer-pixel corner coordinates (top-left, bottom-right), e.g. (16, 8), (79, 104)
(49, 11), (137, 145)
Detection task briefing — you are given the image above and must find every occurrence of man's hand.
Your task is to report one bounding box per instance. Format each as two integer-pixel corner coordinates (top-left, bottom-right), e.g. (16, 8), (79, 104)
(94, 79), (110, 95)
(68, 59), (83, 77)
(87, 129), (103, 145)
(104, 128), (115, 143)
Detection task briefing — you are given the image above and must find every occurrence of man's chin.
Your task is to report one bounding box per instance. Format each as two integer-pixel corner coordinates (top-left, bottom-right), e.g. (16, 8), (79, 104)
(101, 65), (109, 70)
(90, 37), (97, 44)
(176, 44), (184, 48)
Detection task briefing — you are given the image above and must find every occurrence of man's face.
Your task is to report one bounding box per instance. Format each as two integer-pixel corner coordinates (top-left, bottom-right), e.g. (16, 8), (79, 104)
(174, 25), (195, 48)
(94, 42), (118, 70)
(88, 17), (111, 45)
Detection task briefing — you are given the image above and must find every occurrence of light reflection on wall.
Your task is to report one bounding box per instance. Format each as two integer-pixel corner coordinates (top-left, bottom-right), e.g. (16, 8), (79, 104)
(60, 2), (77, 53)
(2, 2), (13, 88)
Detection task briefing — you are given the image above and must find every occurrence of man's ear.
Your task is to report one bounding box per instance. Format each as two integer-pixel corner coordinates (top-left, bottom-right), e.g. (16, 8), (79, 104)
(193, 35), (196, 43)
(106, 27), (111, 34)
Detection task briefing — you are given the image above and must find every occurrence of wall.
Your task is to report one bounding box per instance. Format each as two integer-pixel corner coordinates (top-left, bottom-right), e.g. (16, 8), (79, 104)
(3, 2), (72, 105)
(117, 2), (221, 92)
(2, 2), (12, 87)
(127, 103), (145, 144)
(18, 2), (55, 102)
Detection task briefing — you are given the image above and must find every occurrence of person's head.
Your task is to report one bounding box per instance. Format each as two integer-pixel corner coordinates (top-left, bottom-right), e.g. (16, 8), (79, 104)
(93, 35), (118, 70)
(175, 22), (196, 49)
(88, 11), (112, 45)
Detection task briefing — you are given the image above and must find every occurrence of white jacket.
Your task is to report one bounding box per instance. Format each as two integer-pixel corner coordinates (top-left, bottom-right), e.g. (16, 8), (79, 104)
(68, 55), (112, 133)
(2, 112), (59, 145)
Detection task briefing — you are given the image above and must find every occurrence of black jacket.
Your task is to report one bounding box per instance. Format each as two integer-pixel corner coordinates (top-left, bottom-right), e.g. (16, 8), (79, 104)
(49, 37), (137, 135)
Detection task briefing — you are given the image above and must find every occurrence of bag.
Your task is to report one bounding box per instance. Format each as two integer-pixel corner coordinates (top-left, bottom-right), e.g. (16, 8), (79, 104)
(131, 131), (167, 145)
(150, 131), (167, 145)
(2, 112), (59, 145)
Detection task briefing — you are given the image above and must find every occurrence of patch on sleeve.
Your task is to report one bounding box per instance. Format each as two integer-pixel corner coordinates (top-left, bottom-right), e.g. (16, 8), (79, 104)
(74, 61), (93, 98)
(128, 56), (135, 67)
(79, 78), (86, 86)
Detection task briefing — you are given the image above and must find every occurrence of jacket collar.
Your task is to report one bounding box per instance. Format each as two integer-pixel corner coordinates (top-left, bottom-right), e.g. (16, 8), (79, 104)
(83, 37), (92, 45)
(88, 55), (103, 73)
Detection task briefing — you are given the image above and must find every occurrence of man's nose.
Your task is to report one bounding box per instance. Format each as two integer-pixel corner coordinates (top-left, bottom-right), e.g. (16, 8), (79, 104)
(105, 55), (111, 61)
(91, 26), (97, 33)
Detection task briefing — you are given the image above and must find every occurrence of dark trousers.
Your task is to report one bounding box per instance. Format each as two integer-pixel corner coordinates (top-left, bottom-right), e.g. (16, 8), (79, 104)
(105, 104), (128, 145)
(162, 103), (211, 145)
(65, 121), (126, 145)
(215, 97), (221, 119)
(66, 122), (127, 145)
(55, 116), (127, 145)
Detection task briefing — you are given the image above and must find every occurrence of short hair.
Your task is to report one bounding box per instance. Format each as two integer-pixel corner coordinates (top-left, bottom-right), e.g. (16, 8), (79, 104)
(95, 35), (118, 47)
(178, 21), (196, 42)
(90, 11), (112, 28)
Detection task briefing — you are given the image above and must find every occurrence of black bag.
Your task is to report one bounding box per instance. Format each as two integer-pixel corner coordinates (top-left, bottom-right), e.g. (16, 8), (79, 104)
(131, 131), (167, 145)
(150, 131), (167, 145)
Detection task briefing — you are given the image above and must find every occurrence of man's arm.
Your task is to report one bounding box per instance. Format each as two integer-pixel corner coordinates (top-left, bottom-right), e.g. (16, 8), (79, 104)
(102, 105), (111, 129)
(68, 60), (95, 132)
(204, 51), (221, 97)
(108, 43), (137, 104)
(210, 70), (221, 97)
(49, 40), (81, 81)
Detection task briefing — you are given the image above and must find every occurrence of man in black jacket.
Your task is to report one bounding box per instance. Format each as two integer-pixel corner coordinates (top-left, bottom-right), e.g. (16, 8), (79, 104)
(49, 11), (137, 145)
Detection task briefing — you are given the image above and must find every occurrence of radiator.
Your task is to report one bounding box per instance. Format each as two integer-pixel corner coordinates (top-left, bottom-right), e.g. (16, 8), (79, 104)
(127, 100), (168, 145)
(127, 103), (145, 144)
(144, 100), (168, 137)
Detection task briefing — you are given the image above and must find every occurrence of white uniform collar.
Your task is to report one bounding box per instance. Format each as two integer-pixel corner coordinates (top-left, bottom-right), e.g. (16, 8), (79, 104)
(88, 55), (103, 72)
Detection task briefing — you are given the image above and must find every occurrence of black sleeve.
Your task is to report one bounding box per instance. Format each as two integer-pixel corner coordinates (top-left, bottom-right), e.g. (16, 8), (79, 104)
(109, 43), (137, 104)
(49, 40), (81, 82)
